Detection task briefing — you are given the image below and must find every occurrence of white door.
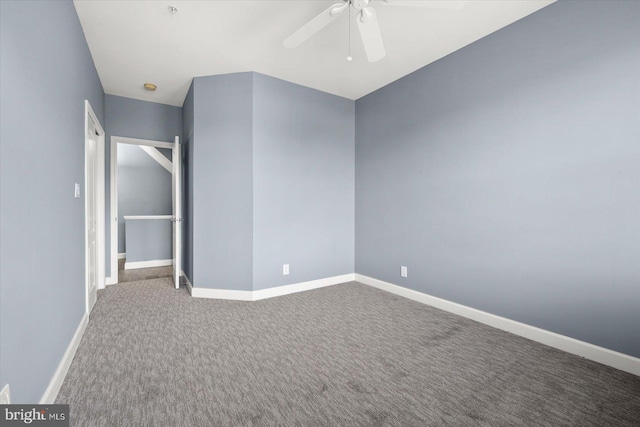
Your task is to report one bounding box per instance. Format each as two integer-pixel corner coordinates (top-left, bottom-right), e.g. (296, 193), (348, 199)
(86, 116), (98, 311)
(172, 136), (182, 289)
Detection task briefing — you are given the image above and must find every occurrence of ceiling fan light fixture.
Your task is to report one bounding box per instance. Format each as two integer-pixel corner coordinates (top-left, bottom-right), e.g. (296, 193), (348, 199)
(284, 0), (464, 63)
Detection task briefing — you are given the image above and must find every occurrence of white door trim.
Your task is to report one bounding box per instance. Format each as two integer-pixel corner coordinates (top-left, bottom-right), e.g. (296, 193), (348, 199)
(107, 138), (118, 285)
(172, 136), (182, 289)
(108, 136), (176, 285)
(84, 100), (105, 313)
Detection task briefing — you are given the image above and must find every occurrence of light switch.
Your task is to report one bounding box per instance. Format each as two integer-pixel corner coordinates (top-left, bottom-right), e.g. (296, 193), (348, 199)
(401, 266), (408, 278)
(74, 183), (81, 198)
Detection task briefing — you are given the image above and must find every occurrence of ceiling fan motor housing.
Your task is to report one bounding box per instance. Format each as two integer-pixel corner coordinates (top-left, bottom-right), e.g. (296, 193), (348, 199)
(284, 0), (384, 62)
(351, 0), (369, 11)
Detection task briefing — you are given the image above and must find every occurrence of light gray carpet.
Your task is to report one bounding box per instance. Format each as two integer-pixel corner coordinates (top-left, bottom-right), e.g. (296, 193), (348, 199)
(56, 278), (640, 426)
(117, 259), (172, 283)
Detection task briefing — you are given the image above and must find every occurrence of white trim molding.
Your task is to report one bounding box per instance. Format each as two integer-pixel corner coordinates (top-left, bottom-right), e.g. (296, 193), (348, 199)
(190, 274), (355, 301)
(182, 270), (193, 295)
(112, 136), (173, 149)
(355, 274), (640, 377)
(124, 259), (173, 270)
(123, 215), (172, 220)
(40, 313), (89, 404)
(110, 138), (119, 288)
(118, 252), (126, 260)
(84, 100), (106, 305)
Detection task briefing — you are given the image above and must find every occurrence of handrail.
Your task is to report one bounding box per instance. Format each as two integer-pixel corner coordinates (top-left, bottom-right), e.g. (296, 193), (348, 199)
(123, 215), (173, 220)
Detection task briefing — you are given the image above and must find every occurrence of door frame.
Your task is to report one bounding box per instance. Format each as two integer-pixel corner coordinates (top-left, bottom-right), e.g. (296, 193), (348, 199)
(84, 100), (106, 313)
(171, 136), (182, 289)
(107, 136), (174, 285)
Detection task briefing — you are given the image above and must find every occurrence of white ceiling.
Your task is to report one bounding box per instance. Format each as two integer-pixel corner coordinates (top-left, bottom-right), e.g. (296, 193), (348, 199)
(74, 0), (554, 107)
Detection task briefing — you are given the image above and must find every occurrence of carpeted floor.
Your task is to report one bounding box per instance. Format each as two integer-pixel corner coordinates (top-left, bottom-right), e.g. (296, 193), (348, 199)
(117, 259), (173, 283)
(56, 278), (640, 426)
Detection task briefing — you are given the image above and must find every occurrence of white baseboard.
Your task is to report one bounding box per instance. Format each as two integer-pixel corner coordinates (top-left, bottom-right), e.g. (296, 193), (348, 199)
(181, 270), (193, 295)
(105, 276), (117, 285)
(40, 312), (89, 404)
(190, 273), (355, 301)
(124, 259), (172, 270)
(117, 252), (126, 260)
(355, 274), (640, 377)
(253, 274), (355, 301)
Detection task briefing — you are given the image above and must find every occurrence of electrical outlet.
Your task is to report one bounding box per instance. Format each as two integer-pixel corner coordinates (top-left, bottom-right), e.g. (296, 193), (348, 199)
(283, 264), (290, 275)
(0, 384), (10, 404)
(401, 266), (408, 278)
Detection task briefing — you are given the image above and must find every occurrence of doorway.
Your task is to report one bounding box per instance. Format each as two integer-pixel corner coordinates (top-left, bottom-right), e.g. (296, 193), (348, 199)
(84, 100), (105, 314)
(108, 136), (182, 289)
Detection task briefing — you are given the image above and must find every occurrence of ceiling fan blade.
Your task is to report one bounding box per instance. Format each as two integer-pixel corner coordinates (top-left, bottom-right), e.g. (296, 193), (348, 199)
(380, 0), (468, 10)
(357, 7), (386, 62)
(283, 2), (349, 49)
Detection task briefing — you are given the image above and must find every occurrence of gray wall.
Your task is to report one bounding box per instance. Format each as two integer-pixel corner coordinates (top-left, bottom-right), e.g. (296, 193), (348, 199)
(189, 72), (355, 291)
(192, 73), (254, 290)
(252, 74), (354, 290)
(117, 144), (172, 254)
(125, 219), (172, 262)
(355, 0), (640, 357)
(105, 94), (182, 276)
(182, 82), (194, 283)
(0, 0), (105, 403)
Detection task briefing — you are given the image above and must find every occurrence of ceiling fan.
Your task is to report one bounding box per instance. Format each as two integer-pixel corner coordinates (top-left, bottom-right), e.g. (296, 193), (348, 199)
(283, 0), (468, 63)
